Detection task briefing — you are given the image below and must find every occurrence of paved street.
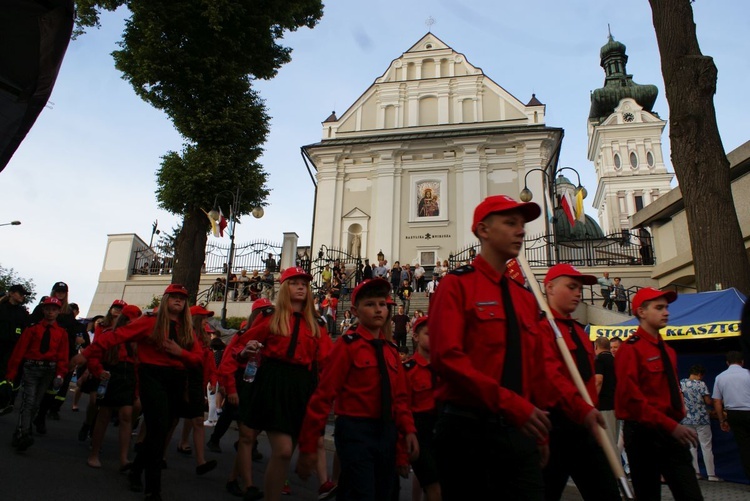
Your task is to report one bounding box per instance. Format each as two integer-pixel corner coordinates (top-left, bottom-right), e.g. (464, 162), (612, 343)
(1, 389), (748, 500)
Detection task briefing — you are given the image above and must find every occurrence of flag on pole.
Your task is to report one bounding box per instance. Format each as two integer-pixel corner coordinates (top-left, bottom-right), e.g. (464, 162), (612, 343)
(201, 208), (220, 237)
(575, 189), (586, 224)
(560, 192), (576, 226)
(218, 209), (228, 237)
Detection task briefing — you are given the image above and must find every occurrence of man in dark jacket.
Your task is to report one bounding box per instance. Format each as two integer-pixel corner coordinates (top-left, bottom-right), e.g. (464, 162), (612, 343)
(0, 284), (31, 413)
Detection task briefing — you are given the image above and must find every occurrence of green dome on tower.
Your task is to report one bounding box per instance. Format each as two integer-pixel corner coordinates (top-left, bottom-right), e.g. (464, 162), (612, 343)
(589, 34), (659, 122)
(553, 206), (605, 242)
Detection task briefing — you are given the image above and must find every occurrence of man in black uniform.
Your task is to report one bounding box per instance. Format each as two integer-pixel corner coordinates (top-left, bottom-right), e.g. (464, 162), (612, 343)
(0, 284), (31, 413)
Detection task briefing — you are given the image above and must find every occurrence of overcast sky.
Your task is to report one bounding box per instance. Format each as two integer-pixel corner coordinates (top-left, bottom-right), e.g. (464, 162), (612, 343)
(2, 0), (748, 316)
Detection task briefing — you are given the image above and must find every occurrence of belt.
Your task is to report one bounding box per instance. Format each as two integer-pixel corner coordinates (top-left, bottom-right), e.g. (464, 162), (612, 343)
(24, 359), (56, 367)
(442, 403), (507, 426)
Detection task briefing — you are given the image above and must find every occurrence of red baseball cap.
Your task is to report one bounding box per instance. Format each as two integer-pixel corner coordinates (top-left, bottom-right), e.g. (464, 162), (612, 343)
(280, 267), (312, 284)
(164, 284), (188, 296)
(543, 264), (598, 285)
(110, 299), (127, 309)
(351, 278), (391, 305)
(471, 195), (541, 234)
(386, 295), (396, 306)
(251, 298), (273, 311)
(189, 305), (215, 317)
(632, 287), (677, 311)
(42, 297), (63, 308)
(412, 315), (429, 334)
(121, 305), (142, 321)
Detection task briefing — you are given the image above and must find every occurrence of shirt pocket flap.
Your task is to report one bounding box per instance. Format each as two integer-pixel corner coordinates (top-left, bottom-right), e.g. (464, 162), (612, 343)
(645, 358), (664, 373)
(474, 302), (504, 321)
(352, 347), (377, 369)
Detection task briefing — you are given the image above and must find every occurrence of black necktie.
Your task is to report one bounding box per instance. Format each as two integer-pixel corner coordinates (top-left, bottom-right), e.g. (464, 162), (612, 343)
(658, 340), (682, 413)
(125, 342), (135, 359)
(169, 321), (178, 341)
(499, 278), (523, 394)
(566, 323), (592, 382)
(369, 339), (393, 422)
(286, 314), (302, 359)
(39, 325), (51, 354)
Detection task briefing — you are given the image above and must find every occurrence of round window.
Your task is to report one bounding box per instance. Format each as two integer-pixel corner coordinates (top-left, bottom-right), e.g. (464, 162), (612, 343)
(647, 151), (655, 167)
(630, 152), (638, 169)
(614, 153), (621, 169)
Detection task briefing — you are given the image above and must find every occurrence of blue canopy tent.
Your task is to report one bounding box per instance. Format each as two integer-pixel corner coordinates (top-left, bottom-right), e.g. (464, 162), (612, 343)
(590, 288), (748, 484)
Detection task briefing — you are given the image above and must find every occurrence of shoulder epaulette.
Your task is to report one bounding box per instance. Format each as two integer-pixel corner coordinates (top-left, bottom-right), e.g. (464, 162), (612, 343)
(342, 333), (361, 344)
(449, 264), (475, 276)
(626, 335), (640, 344)
(403, 359), (417, 370)
(315, 316), (327, 326)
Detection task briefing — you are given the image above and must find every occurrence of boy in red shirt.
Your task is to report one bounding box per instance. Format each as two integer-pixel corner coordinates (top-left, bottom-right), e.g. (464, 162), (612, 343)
(5, 297), (69, 451)
(296, 278), (419, 500)
(615, 287), (703, 500)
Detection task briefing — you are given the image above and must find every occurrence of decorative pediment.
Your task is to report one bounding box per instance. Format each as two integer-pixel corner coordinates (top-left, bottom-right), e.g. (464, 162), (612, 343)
(342, 207), (370, 220)
(599, 98), (663, 126)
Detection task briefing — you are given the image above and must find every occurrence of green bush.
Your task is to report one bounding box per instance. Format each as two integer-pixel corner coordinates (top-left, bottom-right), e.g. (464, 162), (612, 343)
(225, 316), (246, 330)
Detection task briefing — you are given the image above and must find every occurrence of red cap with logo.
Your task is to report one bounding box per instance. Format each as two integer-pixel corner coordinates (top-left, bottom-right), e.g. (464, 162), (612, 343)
(632, 287), (677, 312)
(543, 264), (598, 285)
(42, 297), (63, 308)
(280, 267), (313, 284)
(189, 305), (215, 317)
(164, 284), (188, 296)
(412, 315), (429, 334)
(351, 278), (391, 305)
(471, 195), (541, 234)
(251, 298), (274, 311)
(121, 305), (142, 321)
(110, 299), (127, 309)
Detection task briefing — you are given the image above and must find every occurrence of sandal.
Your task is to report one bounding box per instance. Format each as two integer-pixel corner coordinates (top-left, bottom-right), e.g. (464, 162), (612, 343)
(176, 445), (192, 455)
(196, 459), (217, 475)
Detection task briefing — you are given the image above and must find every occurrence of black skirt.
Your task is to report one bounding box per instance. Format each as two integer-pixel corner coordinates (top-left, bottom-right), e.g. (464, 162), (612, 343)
(98, 362), (136, 408)
(240, 357), (316, 435)
(179, 367), (207, 419)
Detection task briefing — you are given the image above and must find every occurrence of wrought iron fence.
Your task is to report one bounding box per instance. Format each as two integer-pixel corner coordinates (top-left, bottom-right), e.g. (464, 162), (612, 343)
(311, 245), (362, 297)
(131, 239), (283, 276)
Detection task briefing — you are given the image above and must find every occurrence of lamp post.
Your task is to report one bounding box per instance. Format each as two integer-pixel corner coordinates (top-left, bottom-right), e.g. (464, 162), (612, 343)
(148, 220), (160, 248)
(0, 221), (21, 227)
(216, 187), (264, 328)
(520, 166), (588, 265)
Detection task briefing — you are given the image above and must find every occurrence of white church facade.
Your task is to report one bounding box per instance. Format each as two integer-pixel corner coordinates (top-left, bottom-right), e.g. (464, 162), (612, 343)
(303, 33), (564, 268)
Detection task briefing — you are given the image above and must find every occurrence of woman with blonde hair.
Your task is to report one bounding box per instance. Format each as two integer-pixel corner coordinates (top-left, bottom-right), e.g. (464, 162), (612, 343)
(71, 284), (203, 501)
(238, 267), (332, 500)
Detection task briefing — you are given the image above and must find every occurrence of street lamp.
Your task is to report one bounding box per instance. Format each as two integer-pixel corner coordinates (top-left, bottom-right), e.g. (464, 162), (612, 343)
(0, 221), (21, 227)
(148, 220), (160, 248)
(218, 187), (265, 328)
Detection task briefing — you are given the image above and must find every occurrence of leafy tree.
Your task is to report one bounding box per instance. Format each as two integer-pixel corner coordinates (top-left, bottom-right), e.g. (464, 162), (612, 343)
(0, 265), (36, 303)
(648, 0), (750, 294)
(74, 0), (324, 299)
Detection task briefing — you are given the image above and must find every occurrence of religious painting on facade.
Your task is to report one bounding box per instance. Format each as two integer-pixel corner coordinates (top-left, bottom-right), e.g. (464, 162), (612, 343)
(417, 181), (440, 217)
(409, 172), (448, 223)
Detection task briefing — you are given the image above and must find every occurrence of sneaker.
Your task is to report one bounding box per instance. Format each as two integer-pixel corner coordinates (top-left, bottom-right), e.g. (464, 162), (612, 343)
(281, 480), (291, 495)
(207, 440), (222, 453)
(708, 476), (724, 482)
(318, 480), (337, 500)
(203, 420), (216, 427)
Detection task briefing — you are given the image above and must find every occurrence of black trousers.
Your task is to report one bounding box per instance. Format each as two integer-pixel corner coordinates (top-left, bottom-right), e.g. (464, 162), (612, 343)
(726, 410), (750, 480)
(132, 365), (188, 496)
(543, 411), (620, 500)
(624, 421), (704, 501)
(434, 411), (543, 501)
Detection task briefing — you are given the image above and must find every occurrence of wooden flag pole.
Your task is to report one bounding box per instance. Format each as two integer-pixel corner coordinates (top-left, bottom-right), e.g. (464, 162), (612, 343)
(514, 253), (634, 500)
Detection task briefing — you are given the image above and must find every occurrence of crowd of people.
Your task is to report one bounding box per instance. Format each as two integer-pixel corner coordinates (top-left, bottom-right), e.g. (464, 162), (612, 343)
(1, 193), (750, 501)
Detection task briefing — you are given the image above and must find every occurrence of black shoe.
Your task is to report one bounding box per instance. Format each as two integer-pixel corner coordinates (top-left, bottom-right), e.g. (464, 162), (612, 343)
(15, 433), (34, 452)
(196, 459), (217, 475)
(78, 424), (89, 442)
(48, 410), (60, 421)
(226, 480), (244, 497)
(206, 440), (222, 453)
(129, 470), (143, 492)
(34, 418), (47, 435)
(243, 486), (264, 501)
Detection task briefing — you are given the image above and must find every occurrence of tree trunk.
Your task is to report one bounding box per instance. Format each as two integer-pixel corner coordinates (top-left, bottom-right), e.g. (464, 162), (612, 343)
(172, 207), (209, 303)
(649, 0), (750, 294)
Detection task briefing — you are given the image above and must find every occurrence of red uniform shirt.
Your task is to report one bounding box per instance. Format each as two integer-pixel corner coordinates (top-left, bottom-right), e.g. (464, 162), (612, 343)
(614, 327), (685, 433)
(404, 351), (436, 414)
(551, 310), (598, 405)
(87, 326), (137, 378)
(298, 324), (417, 454)
(429, 255), (593, 428)
(83, 315), (202, 369)
(6, 320), (69, 380)
(218, 312), (331, 396)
